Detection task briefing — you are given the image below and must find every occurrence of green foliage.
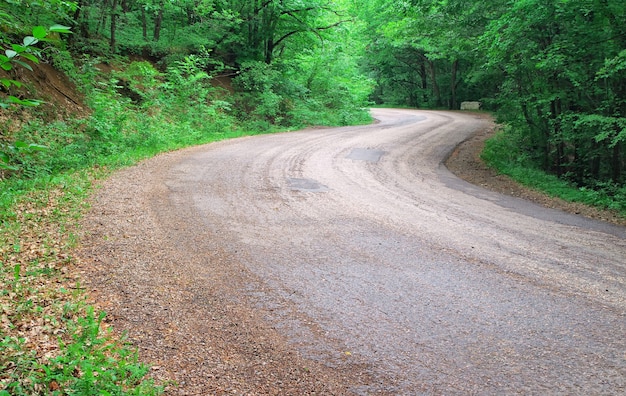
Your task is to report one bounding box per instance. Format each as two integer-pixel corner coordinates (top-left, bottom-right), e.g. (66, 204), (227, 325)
(478, 0), (626, 186)
(233, 54), (372, 129)
(483, 128), (626, 214)
(356, 0), (626, 197)
(0, 2), (377, 393)
(1, 306), (161, 395)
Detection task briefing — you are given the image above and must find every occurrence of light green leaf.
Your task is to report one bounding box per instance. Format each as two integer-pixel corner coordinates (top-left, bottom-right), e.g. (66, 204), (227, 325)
(12, 59), (33, 71)
(1, 79), (21, 88)
(49, 24), (72, 34)
(7, 96), (42, 106)
(11, 44), (26, 53)
(23, 36), (39, 47)
(5, 49), (17, 59)
(27, 143), (48, 151)
(0, 162), (19, 171)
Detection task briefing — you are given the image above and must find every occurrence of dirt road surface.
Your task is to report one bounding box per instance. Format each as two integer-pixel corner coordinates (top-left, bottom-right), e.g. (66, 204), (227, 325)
(79, 109), (626, 394)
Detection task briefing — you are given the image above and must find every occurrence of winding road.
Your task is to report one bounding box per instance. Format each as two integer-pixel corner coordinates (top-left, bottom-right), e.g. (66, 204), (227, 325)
(81, 109), (626, 394)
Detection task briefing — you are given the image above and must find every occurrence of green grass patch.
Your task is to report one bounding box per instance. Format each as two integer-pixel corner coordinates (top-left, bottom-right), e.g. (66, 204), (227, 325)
(482, 128), (626, 216)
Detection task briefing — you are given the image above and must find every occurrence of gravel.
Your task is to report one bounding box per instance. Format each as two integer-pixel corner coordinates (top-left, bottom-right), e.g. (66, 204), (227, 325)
(77, 110), (626, 394)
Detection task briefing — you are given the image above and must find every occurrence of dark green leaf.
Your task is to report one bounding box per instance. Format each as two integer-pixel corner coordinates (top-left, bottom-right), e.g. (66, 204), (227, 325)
(20, 53), (39, 64)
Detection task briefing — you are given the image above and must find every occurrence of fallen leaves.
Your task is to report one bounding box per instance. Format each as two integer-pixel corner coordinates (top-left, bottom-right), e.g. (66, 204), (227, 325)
(0, 185), (85, 384)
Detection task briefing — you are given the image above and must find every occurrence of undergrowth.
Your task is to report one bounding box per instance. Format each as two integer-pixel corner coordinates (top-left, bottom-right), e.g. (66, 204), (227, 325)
(482, 127), (626, 216)
(0, 172), (162, 395)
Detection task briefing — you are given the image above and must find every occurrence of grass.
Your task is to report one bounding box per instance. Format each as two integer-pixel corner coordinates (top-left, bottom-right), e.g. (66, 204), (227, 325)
(481, 129), (626, 216)
(0, 125), (255, 394)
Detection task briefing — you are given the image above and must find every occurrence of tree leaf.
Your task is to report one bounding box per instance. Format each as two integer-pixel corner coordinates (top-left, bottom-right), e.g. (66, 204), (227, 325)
(12, 59), (33, 71)
(27, 143), (48, 152)
(49, 24), (72, 34)
(11, 44), (27, 53)
(23, 36), (39, 47)
(7, 96), (42, 106)
(1, 79), (21, 88)
(20, 53), (39, 64)
(0, 162), (19, 171)
(32, 26), (47, 39)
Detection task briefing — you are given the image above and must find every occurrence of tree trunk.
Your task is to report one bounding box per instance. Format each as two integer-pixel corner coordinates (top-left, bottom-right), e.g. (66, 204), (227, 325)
(97, 0), (111, 36)
(429, 60), (441, 107)
(420, 62), (428, 104)
(612, 141), (622, 181)
(153, 0), (164, 41)
(72, 0), (90, 39)
(110, 0), (119, 52)
(450, 59), (458, 110)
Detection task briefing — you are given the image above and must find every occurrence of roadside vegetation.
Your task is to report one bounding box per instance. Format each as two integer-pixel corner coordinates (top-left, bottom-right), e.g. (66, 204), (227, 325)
(1, 0), (624, 394)
(482, 128), (626, 214)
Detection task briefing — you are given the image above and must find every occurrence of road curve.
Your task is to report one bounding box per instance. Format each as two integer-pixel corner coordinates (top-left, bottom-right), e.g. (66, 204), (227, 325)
(82, 109), (626, 394)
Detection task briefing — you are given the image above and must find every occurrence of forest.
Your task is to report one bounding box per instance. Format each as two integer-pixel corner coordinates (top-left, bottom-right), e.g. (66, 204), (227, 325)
(0, 0), (625, 393)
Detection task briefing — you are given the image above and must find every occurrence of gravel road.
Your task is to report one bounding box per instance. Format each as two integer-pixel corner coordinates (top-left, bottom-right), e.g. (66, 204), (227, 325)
(79, 109), (626, 394)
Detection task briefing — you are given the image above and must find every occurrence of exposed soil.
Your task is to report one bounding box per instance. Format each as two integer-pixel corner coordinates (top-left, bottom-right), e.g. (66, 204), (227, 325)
(0, 61), (87, 129)
(445, 113), (626, 227)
